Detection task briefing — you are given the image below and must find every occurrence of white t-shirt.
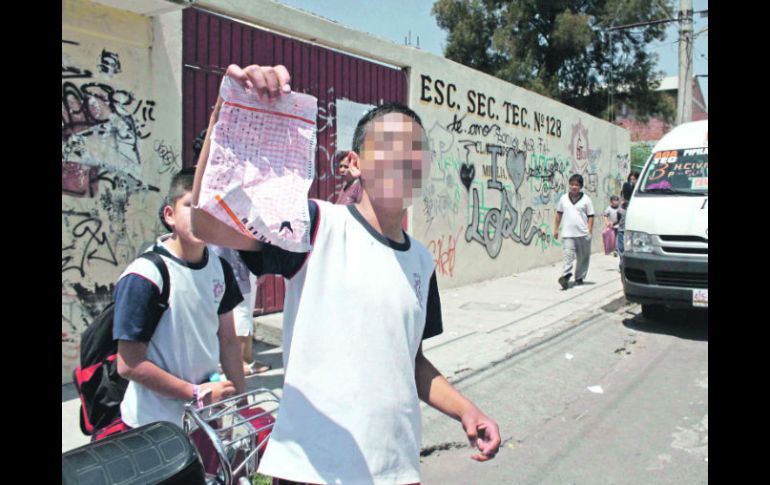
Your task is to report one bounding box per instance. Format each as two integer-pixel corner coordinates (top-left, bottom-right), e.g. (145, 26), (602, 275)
(556, 192), (595, 238)
(114, 239), (241, 428)
(253, 201), (438, 485)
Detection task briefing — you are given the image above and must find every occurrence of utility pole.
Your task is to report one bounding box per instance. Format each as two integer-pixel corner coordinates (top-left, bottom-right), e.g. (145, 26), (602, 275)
(676, 0), (693, 125)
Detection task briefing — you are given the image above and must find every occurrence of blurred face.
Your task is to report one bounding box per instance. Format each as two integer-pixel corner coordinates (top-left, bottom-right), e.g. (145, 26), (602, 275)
(569, 180), (582, 195)
(358, 112), (430, 210)
(630, 175), (638, 185)
(610, 198), (619, 208)
(165, 192), (206, 246)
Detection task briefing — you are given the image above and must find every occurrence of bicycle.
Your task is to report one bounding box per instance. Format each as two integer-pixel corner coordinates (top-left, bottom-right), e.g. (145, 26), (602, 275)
(62, 387), (280, 485)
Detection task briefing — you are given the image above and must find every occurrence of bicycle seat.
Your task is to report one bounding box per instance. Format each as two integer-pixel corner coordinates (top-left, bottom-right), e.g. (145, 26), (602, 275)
(62, 421), (205, 485)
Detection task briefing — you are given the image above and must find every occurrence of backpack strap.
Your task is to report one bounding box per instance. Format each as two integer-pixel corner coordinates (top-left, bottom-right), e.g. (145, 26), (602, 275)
(138, 251), (170, 309)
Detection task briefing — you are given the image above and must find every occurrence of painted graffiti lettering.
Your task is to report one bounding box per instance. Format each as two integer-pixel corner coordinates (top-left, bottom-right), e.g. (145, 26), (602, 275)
(422, 182), (461, 231)
(131, 99), (156, 129)
(428, 227), (463, 278)
(527, 153), (569, 203)
(61, 77), (157, 177)
(316, 97), (336, 134)
(465, 187), (539, 258)
(95, 170), (160, 193)
(538, 137), (550, 155)
(98, 49), (121, 75)
(62, 65), (93, 79)
(467, 122), (501, 137)
(62, 211), (118, 278)
(153, 139), (181, 174)
(446, 115), (524, 151)
(521, 137), (536, 153)
(486, 144), (505, 190)
(446, 112), (465, 134)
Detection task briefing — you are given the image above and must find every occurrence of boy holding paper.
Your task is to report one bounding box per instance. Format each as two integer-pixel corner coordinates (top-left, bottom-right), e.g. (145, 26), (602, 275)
(192, 64), (500, 485)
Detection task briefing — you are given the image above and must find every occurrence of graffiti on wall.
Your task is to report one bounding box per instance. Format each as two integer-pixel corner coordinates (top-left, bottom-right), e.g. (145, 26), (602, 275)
(62, 38), (166, 380)
(98, 49), (122, 76)
(62, 40), (157, 182)
(417, 76), (632, 267)
(603, 153), (630, 199)
(463, 142), (545, 259)
(62, 79), (156, 178)
(62, 210), (119, 278)
(153, 139), (181, 175)
(427, 226), (462, 278)
(568, 119), (599, 194)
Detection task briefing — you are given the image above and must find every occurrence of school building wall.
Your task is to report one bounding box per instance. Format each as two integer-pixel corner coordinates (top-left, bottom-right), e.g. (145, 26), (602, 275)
(409, 59), (631, 287)
(61, 0), (630, 383)
(62, 0), (183, 383)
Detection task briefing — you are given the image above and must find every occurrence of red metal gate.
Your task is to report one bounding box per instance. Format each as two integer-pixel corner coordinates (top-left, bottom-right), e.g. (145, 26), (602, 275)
(182, 8), (407, 315)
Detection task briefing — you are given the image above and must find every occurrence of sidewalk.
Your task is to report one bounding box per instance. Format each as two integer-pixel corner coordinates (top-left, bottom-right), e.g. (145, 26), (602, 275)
(62, 252), (626, 453)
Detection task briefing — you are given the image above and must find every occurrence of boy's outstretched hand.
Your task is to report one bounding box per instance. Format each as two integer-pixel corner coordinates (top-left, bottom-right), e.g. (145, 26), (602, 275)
(461, 407), (501, 461)
(225, 64), (292, 99)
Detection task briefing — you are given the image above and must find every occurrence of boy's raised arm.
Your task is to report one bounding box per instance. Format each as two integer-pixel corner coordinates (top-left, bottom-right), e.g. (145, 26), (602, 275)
(190, 64), (292, 251)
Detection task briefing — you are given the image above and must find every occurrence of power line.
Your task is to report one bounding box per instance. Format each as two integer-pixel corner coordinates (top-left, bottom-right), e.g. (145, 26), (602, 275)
(606, 9), (707, 31)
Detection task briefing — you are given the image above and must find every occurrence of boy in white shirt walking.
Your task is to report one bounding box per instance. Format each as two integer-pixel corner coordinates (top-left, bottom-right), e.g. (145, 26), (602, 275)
(554, 174), (595, 289)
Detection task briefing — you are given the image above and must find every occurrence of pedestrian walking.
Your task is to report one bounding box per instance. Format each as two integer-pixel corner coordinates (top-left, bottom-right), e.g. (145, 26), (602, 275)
(554, 174), (595, 289)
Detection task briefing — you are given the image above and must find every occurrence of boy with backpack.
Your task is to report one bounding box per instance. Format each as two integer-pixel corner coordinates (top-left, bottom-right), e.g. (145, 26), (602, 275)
(191, 64), (500, 484)
(108, 169), (246, 434)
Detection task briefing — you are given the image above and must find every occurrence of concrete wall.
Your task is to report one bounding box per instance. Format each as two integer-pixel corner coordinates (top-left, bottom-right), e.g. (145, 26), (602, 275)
(62, 0), (182, 383)
(409, 62), (630, 288)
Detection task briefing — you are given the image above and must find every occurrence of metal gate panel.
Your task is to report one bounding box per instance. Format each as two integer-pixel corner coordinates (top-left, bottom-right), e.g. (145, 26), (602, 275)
(183, 8), (407, 315)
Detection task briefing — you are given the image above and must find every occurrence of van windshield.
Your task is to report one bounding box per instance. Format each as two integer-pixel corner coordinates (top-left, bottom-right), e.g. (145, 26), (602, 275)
(638, 148), (708, 195)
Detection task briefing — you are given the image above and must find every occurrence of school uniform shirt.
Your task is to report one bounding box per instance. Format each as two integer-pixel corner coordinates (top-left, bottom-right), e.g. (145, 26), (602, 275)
(112, 237), (242, 428)
(556, 192), (595, 238)
(240, 200), (443, 485)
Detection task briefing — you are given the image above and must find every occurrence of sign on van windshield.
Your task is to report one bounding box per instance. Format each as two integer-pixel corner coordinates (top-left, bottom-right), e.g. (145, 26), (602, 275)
(639, 148), (708, 195)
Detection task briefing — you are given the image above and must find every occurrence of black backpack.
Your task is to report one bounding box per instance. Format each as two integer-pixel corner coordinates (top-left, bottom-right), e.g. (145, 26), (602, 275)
(72, 251), (170, 436)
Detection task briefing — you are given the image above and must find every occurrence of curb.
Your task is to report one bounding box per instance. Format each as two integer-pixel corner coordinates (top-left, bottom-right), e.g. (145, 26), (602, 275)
(445, 289), (629, 388)
(252, 312), (283, 347)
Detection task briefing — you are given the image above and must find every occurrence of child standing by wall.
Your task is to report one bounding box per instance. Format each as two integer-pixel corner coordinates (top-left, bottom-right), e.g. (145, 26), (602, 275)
(602, 195), (621, 256)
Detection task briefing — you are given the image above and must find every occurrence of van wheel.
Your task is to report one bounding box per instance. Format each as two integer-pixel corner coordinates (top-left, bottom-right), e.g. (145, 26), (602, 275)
(642, 304), (665, 320)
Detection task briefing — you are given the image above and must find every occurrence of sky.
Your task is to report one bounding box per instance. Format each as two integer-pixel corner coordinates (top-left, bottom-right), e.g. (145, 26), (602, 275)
(273, 0), (708, 108)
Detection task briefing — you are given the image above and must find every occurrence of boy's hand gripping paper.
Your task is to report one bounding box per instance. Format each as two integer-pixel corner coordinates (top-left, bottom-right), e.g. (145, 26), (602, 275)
(199, 77), (317, 252)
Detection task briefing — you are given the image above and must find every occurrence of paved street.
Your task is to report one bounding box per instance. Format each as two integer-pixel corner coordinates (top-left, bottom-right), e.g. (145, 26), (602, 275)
(64, 254), (629, 453)
(62, 254), (709, 485)
(419, 304), (708, 484)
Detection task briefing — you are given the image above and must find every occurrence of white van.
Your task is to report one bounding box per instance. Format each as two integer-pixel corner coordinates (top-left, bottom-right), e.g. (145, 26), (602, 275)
(622, 120), (708, 319)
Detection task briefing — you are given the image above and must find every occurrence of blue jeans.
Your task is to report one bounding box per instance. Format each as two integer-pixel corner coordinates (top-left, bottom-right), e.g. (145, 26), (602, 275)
(617, 231), (625, 260)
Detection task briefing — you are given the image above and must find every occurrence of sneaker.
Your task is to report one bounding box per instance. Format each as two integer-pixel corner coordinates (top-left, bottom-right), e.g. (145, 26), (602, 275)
(558, 274), (570, 290)
(575, 279), (584, 285)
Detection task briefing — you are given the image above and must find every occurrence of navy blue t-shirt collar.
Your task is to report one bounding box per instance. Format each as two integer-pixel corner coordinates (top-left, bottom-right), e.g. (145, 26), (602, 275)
(347, 205), (410, 251)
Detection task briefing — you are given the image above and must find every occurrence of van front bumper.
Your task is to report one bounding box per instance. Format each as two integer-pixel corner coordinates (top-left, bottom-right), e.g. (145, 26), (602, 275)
(622, 253), (708, 308)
